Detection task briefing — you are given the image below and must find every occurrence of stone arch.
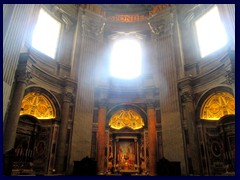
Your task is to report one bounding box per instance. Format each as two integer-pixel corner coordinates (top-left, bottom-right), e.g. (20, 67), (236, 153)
(195, 86), (235, 121)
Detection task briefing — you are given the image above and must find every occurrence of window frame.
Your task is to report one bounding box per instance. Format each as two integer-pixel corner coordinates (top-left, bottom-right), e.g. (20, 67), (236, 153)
(31, 7), (62, 60)
(109, 34), (144, 80)
(193, 5), (228, 59)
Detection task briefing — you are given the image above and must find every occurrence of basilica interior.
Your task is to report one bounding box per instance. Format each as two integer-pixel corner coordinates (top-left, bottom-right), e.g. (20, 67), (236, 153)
(3, 4), (235, 176)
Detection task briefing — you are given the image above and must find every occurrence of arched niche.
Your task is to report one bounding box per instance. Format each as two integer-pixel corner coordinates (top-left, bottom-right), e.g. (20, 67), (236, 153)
(12, 86), (61, 175)
(105, 104), (148, 174)
(195, 86), (235, 175)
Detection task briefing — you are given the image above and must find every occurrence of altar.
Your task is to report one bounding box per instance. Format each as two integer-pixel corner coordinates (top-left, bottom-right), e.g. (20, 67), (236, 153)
(107, 135), (146, 175)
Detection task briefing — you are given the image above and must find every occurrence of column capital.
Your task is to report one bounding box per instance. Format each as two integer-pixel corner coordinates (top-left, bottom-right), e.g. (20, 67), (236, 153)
(63, 92), (73, 103)
(147, 102), (155, 109)
(81, 14), (105, 38)
(181, 91), (194, 103)
(146, 99), (158, 109)
(99, 101), (107, 108)
(15, 69), (32, 85)
(148, 10), (175, 38)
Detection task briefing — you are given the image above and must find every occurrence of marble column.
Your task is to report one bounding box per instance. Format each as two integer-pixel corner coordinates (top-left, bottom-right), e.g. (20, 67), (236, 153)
(55, 92), (72, 173)
(97, 102), (106, 174)
(147, 103), (157, 176)
(181, 91), (200, 175)
(3, 69), (32, 153)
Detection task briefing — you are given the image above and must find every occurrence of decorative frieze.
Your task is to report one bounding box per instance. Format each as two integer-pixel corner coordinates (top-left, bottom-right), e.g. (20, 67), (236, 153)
(108, 14), (146, 22)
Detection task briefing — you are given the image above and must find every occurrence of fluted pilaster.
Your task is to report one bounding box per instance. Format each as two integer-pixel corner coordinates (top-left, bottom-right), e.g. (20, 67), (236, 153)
(70, 10), (104, 165)
(3, 4), (35, 120)
(153, 12), (186, 174)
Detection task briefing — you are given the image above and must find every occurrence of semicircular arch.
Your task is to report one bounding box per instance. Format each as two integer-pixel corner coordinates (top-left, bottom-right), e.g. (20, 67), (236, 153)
(106, 103), (147, 129)
(196, 86), (235, 121)
(20, 86), (61, 120)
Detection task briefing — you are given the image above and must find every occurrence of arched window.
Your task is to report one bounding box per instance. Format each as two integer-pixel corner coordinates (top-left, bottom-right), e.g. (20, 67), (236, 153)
(200, 92), (235, 120)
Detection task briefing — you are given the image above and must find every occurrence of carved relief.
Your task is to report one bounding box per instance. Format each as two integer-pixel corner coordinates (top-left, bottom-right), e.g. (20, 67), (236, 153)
(63, 92), (73, 103)
(200, 92), (235, 120)
(109, 110), (144, 130)
(148, 12), (175, 37)
(20, 92), (56, 119)
(82, 16), (105, 37)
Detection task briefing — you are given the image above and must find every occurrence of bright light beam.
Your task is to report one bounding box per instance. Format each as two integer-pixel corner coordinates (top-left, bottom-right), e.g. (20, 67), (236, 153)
(195, 6), (228, 58)
(110, 39), (142, 79)
(32, 9), (61, 59)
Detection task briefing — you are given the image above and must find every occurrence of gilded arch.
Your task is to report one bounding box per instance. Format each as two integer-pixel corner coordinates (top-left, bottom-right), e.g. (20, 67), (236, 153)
(200, 91), (235, 121)
(106, 104), (147, 129)
(19, 86), (60, 120)
(109, 109), (144, 130)
(20, 92), (56, 120)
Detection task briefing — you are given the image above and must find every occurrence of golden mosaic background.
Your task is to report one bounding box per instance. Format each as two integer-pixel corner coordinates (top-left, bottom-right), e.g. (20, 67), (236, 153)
(200, 92), (235, 120)
(20, 92), (56, 120)
(109, 109), (144, 130)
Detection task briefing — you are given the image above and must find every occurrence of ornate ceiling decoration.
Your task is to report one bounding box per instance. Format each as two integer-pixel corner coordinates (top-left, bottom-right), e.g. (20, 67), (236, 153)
(200, 92), (235, 120)
(20, 92), (56, 120)
(109, 109), (144, 130)
(80, 4), (172, 23)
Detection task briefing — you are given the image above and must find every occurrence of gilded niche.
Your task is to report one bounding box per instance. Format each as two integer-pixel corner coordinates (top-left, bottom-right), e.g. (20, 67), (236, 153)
(109, 109), (144, 130)
(20, 92), (56, 120)
(200, 92), (235, 120)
